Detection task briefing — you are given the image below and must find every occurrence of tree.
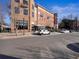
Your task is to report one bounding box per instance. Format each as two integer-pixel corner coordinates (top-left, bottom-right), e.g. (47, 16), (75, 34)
(59, 18), (74, 30)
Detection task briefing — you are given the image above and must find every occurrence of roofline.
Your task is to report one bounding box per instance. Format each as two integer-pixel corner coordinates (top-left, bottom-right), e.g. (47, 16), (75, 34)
(35, 3), (55, 15)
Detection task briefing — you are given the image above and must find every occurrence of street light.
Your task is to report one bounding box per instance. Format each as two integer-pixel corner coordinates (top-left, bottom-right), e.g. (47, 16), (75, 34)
(54, 13), (58, 30)
(75, 17), (78, 32)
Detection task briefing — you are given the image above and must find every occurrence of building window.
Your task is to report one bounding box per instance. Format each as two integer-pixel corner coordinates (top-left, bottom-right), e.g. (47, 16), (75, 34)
(15, 7), (20, 14)
(40, 14), (43, 17)
(32, 12), (34, 17)
(23, 9), (28, 15)
(47, 16), (50, 19)
(23, 0), (28, 5)
(16, 20), (28, 30)
(32, 4), (34, 10)
(15, 0), (20, 3)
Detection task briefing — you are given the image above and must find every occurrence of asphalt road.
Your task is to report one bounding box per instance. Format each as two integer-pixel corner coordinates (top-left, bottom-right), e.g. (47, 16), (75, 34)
(0, 32), (79, 59)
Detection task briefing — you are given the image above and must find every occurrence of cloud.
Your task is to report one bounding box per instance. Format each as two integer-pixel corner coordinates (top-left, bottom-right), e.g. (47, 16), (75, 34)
(50, 4), (79, 22)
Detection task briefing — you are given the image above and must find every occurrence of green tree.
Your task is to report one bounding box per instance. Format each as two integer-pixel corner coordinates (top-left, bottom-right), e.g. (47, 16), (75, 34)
(59, 18), (74, 30)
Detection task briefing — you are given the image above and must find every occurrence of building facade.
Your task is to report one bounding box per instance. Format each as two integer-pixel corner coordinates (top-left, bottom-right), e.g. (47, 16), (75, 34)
(72, 20), (79, 31)
(36, 5), (55, 27)
(10, 0), (57, 33)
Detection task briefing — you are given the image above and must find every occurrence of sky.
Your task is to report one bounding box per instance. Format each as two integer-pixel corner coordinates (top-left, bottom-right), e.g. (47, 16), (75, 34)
(0, 0), (79, 24)
(35, 0), (79, 22)
(0, 0), (10, 25)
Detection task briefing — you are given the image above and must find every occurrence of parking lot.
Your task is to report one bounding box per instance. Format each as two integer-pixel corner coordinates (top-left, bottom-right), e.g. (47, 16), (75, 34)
(0, 32), (79, 59)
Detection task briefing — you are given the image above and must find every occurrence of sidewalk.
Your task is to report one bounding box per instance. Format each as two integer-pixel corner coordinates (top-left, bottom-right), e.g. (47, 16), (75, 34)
(0, 32), (63, 40)
(0, 32), (32, 39)
(50, 32), (62, 35)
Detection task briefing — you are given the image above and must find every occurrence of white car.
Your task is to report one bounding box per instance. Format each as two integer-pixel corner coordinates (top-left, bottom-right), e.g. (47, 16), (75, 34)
(33, 30), (40, 35)
(61, 30), (70, 33)
(33, 29), (50, 35)
(40, 29), (50, 35)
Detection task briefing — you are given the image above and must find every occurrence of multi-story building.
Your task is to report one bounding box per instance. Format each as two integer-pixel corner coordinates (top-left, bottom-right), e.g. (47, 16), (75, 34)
(72, 20), (79, 31)
(35, 5), (54, 27)
(10, 0), (57, 33)
(11, 0), (35, 32)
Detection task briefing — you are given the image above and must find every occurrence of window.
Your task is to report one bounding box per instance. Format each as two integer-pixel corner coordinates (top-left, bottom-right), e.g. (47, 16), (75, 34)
(23, 0), (28, 5)
(32, 4), (34, 10)
(15, 7), (20, 14)
(23, 9), (28, 15)
(47, 16), (50, 19)
(15, 0), (20, 3)
(40, 14), (43, 17)
(16, 20), (28, 30)
(32, 12), (34, 17)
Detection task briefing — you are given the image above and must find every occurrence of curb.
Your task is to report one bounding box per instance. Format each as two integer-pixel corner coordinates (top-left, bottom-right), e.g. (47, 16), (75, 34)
(0, 34), (33, 40)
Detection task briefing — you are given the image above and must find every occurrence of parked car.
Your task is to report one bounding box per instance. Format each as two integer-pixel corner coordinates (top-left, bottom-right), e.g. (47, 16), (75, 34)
(40, 29), (50, 35)
(33, 29), (50, 35)
(33, 30), (40, 35)
(61, 30), (70, 33)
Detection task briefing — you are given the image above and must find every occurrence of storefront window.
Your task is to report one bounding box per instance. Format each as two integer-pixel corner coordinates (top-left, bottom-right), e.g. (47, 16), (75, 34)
(16, 20), (28, 30)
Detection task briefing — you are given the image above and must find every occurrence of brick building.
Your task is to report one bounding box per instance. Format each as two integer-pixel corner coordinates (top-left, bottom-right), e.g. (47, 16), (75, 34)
(72, 20), (79, 31)
(10, 0), (57, 33)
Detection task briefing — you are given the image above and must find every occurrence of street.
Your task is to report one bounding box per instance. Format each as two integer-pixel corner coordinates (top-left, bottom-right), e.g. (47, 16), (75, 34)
(0, 32), (79, 59)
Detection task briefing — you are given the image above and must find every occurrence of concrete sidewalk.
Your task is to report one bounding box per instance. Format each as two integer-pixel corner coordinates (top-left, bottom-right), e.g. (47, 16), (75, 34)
(50, 32), (62, 35)
(0, 32), (32, 39)
(0, 32), (62, 39)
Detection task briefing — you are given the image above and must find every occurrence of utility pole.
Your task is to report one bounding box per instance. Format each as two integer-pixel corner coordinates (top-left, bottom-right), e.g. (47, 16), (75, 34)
(29, 0), (31, 32)
(75, 17), (78, 32)
(69, 14), (72, 31)
(54, 13), (58, 30)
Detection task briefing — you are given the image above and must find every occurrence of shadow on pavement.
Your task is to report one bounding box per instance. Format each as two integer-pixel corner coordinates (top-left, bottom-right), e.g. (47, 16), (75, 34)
(67, 43), (79, 53)
(0, 54), (20, 59)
